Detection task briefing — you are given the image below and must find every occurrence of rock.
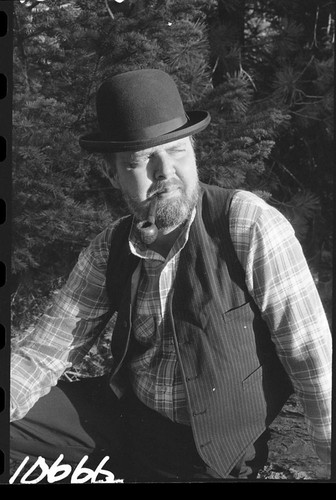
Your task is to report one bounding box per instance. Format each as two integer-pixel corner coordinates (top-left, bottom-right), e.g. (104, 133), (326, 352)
(257, 394), (330, 481)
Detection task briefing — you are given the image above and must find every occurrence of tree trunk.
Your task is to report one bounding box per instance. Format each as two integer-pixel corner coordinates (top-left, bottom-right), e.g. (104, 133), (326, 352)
(211, 0), (245, 86)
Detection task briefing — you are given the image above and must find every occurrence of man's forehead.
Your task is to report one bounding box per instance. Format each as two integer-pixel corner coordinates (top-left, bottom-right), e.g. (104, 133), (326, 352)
(119, 137), (191, 159)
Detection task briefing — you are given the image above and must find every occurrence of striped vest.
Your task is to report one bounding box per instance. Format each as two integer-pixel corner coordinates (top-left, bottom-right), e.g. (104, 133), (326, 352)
(106, 182), (293, 477)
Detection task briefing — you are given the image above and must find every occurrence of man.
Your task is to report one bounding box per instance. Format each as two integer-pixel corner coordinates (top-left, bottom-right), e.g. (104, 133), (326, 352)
(10, 69), (332, 482)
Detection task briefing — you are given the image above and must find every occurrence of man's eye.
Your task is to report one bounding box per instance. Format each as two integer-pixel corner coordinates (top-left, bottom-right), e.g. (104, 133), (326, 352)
(129, 157), (148, 168)
(170, 149), (186, 155)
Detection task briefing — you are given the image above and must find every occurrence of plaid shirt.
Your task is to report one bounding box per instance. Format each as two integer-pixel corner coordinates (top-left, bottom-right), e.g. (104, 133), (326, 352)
(127, 211), (195, 425)
(10, 189), (332, 464)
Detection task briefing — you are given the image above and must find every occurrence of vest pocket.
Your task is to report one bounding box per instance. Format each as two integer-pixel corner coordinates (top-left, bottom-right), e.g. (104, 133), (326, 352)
(222, 300), (254, 324)
(242, 365), (263, 390)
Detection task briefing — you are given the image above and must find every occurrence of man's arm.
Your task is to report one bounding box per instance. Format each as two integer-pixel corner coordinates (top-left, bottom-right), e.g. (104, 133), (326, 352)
(10, 224), (116, 422)
(230, 190), (332, 465)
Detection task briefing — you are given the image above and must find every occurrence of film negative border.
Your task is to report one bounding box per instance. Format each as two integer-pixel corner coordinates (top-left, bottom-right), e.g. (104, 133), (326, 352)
(0, 1), (13, 486)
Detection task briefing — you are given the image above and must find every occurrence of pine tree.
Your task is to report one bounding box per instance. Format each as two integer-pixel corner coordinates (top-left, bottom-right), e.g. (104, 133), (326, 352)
(246, 0), (334, 280)
(199, 0), (333, 288)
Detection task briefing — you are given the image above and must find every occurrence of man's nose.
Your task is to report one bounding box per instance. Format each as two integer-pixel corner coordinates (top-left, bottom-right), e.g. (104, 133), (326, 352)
(153, 152), (175, 180)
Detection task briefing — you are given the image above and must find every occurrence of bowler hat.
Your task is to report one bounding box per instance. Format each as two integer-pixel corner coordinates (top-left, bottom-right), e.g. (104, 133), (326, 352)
(79, 69), (210, 152)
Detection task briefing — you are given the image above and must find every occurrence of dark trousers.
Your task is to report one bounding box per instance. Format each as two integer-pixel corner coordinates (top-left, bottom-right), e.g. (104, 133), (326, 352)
(10, 376), (269, 483)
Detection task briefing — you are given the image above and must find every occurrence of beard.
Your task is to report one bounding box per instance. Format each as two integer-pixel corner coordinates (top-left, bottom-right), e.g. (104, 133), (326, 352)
(121, 176), (200, 231)
(154, 184), (199, 229)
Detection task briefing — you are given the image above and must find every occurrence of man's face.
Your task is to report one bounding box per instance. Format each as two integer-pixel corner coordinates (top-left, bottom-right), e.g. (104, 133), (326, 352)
(111, 137), (200, 230)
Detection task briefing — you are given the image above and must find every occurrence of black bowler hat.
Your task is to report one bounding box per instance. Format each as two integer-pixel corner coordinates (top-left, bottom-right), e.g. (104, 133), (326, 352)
(79, 69), (210, 152)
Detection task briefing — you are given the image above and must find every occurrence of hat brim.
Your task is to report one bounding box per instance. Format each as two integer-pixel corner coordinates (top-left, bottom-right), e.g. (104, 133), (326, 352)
(79, 111), (210, 153)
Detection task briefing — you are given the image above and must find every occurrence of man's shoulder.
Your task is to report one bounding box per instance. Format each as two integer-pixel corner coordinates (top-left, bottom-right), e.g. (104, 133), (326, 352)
(82, 215), (132, 262)
(229, 190), (292, 240)
(200, 183), (270, 218)
(231, 189), (271, 211)
(200, 182), (236, 215)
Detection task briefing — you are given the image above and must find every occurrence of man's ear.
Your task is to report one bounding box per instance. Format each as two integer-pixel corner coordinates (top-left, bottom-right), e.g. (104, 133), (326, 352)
(101, 154), (121, 189)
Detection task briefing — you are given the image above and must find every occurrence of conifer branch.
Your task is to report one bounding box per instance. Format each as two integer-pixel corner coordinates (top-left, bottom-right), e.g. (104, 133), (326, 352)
(104, 0), (115, 21)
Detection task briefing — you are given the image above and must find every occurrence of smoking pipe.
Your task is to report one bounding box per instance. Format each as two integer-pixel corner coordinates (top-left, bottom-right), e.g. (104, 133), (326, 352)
(137, 196), (159, 245)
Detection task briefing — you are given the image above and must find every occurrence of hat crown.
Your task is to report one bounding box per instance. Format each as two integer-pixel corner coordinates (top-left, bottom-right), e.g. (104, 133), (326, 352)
(79, 68), (210, 152)
(96, 69), (187, 142)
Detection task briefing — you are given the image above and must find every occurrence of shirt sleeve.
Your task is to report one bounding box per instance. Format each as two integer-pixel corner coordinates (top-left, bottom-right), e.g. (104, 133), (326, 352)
(229, 190), (332, 465)
(10, 224), (116, 422)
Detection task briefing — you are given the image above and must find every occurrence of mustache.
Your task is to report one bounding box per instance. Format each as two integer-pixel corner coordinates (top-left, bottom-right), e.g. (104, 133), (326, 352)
(147, 179), (183, 197)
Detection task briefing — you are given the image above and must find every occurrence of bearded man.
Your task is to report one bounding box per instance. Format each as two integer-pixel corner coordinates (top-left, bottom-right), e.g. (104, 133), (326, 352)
(10, 69), (332, 483)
